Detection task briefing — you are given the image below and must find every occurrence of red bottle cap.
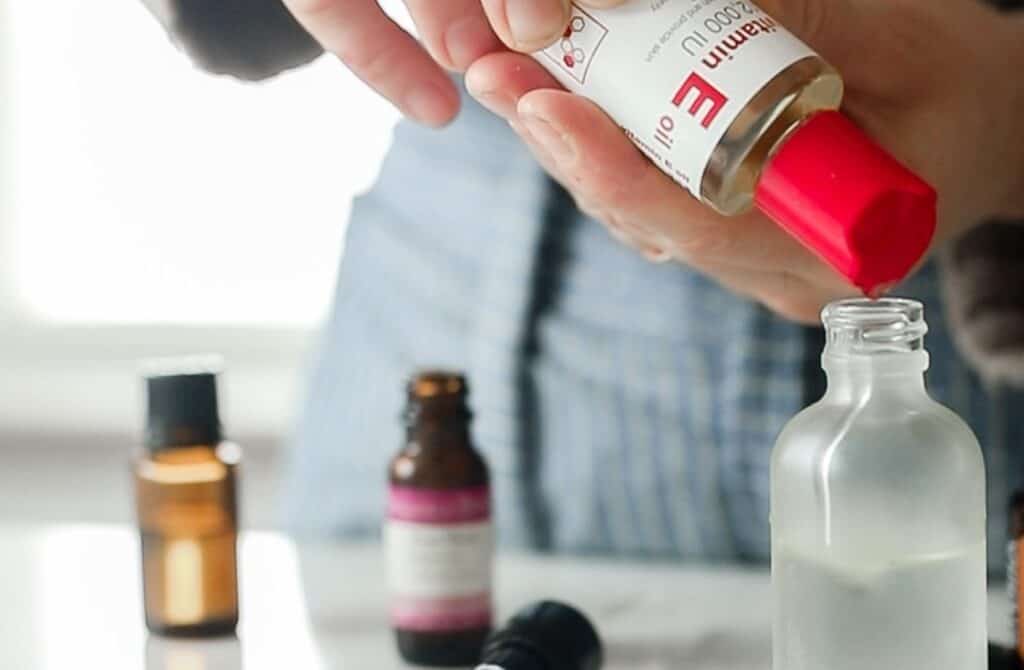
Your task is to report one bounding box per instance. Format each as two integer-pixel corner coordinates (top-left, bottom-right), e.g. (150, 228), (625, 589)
(754, 110), (937, 296)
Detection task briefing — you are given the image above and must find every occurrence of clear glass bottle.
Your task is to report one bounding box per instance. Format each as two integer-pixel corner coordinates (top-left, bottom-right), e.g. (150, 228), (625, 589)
(771, 298), (987, 670)
(135, 366), (241, 637)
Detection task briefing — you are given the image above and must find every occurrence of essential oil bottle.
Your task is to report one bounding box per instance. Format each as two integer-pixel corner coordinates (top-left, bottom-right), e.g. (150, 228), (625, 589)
(385, 371), (493, 666)
(135, 365), (241, 637)
(535, 1), (936, 293)
(771, 299), (987, 670)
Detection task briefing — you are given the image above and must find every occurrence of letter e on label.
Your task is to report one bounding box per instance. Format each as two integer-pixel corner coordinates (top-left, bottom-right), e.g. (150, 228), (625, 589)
(672, 72), (728, 129)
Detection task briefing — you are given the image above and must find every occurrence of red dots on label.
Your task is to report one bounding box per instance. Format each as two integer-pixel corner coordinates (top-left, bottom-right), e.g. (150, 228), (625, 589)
(564, 54), (575, 67)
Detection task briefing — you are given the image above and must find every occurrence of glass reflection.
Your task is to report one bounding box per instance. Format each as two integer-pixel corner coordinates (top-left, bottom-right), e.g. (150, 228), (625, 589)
(145, 634), (242, 670)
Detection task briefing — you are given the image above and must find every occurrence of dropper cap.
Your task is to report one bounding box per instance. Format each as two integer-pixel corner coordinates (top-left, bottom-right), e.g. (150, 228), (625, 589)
(755, 110), (937, 295)
(476, 601), (602, 670)
(144, 359), (223, 450)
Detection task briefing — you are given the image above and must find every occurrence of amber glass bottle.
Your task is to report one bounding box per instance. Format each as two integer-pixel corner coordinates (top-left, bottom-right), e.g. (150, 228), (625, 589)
(385, 371), (493, 666)
(135, 368), (240, 637)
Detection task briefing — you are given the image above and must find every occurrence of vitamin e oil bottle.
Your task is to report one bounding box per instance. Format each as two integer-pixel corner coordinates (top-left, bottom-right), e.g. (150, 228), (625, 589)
(385, 371), (493, 666)
(771, 299), (987, 670)
(536, 1), (936, 294)
(135, 365), (240, 637)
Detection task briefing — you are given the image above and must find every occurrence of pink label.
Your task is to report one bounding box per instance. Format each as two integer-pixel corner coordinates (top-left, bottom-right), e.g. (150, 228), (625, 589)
(388, 485), (491, 524)
(391, 593), (492, 632)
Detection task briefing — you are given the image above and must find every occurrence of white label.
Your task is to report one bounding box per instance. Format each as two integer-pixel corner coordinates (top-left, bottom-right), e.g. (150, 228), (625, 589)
(385, 521), (493, 597)
(536, 0), (816, 198)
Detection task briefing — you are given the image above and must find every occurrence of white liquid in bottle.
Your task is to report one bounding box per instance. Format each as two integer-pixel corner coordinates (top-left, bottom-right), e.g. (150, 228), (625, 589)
(775, 543), (987, 670)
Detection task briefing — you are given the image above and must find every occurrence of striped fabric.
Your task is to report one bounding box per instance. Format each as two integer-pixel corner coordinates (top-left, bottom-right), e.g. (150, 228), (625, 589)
(283, 88), (1024, 573)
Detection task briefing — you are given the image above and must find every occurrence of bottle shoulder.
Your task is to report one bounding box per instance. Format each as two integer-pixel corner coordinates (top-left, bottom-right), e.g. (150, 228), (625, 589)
(771, 391), (986, 556)
(135, 442), (240, 484)
(389, 441), (489, 489)
(773, 393), (982, 467)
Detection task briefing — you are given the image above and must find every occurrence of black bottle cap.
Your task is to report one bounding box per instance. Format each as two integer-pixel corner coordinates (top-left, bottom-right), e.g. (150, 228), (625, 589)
(478, 601), (602, 670)
(989, 643), (1023, 670)
(144, 363), (223, 450)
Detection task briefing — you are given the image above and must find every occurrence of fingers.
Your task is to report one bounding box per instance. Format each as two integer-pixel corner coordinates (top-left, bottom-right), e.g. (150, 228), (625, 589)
(514, 88), (834, 277)
(469, 53), (652, 250)
(512, 115), (672, 262)
(479, 0), (571, 52)
(479, 0), (630, 53)
(468, 44), (855, 312)
(402, 0), (503, 71)
(281, 0), (459, 126)
(469, 53), (848, 283)
(465, 51), (562, 119)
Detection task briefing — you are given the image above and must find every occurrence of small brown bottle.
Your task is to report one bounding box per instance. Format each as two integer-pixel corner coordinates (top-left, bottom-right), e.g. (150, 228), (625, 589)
(135, 366), (240, 637)
(385, 371), (493, 667)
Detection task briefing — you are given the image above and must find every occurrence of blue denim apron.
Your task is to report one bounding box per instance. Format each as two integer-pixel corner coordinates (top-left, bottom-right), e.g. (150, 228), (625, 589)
(283, 88), (1024, 572)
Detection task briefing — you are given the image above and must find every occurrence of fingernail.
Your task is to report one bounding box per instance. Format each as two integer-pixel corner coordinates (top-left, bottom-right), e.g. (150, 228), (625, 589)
(444, 15), (496, 70)
(505, 0), (569, 49)
(519, 105), (575, 166)
(405, 83), (456, 127)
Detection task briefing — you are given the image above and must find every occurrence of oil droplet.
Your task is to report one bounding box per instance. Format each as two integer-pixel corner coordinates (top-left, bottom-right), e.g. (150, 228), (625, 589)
(864, 281), (897, 300)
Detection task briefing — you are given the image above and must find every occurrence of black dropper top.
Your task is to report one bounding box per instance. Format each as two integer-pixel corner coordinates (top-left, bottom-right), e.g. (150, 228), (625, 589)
(478, 601), (602, 670)
(145, 368), (223, 450)
(989, 643), (1023, 670)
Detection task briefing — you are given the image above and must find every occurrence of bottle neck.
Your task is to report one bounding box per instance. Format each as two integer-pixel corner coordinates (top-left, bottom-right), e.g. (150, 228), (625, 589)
(403, 372), (473, 447)
(406, 419), (471, 446)
(819, 298), (929, 401)
(822, 351), (928, 401)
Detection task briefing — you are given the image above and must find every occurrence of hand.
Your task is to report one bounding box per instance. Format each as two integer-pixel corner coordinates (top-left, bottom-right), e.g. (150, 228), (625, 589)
(465, 0), (1024, 323)
(280, 0), (506, 126)
(279, 0), (631, 126)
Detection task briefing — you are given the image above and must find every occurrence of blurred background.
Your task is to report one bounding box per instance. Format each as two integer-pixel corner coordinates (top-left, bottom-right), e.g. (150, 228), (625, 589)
(0, 0), (411, 528)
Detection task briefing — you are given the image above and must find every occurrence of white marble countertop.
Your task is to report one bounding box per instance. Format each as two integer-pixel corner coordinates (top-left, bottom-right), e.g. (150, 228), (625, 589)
(0, 524), (1011, 669)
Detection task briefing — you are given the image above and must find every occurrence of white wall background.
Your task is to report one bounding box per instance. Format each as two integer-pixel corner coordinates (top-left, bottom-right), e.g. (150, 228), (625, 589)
(0, 0), (413, 526)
